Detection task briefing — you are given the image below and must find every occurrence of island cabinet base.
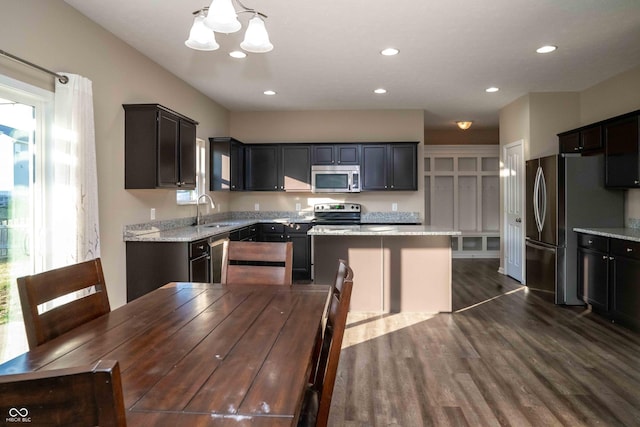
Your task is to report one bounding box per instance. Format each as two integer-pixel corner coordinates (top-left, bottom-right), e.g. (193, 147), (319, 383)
(313, 235), (452, 312)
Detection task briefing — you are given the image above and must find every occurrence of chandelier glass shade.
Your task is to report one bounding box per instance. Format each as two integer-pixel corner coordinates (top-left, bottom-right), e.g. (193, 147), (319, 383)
(185, 0), (272, 54)
(184, 9), (220, 51)
(456, 121), (473, 130)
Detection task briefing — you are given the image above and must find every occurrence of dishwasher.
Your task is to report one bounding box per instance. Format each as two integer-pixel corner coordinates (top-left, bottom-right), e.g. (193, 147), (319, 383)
(209, 233), (229, 283)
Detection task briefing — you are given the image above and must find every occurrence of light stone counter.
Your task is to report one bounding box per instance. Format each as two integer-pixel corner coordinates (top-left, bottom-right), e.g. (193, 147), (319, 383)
(308, 224), (460, 236)
(573, 227), (640, 243)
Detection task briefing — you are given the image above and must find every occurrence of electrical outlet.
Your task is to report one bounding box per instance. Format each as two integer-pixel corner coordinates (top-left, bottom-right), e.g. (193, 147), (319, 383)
(295, 203), (301, 211)
(150, 208), (156, 220)
(392, 203), (398, 212)
(254, 203), (260, 211)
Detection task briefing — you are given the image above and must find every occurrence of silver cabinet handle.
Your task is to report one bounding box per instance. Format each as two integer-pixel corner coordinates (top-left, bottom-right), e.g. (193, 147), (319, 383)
(609, 256), (615, 260)
(602, 255), (608, 260)
(588, 240), (593, 244)
(627, 248), (633, 252)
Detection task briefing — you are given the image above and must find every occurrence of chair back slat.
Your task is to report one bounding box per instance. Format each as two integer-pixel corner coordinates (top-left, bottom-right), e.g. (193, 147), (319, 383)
(221, 241), (293, 285)
(17, 258), (111, 349)
(0, 360), (127, 427)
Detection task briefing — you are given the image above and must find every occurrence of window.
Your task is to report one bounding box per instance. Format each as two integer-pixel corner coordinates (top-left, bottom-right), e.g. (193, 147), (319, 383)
(0, 74), (53, 362)
(177, 137), (206, 204)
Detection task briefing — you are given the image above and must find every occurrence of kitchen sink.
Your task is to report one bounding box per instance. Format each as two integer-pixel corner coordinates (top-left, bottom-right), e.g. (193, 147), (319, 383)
(199, 222), (241, 228)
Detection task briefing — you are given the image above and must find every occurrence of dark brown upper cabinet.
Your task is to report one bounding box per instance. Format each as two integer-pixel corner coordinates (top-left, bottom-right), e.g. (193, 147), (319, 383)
(361, 143), (418, 191)
(210, 137), (244, 191)
(311, 144), (360, 165)
(605, 112), (640, 188)
(124, 104), (198, 189)
(559, 125), (603, 154)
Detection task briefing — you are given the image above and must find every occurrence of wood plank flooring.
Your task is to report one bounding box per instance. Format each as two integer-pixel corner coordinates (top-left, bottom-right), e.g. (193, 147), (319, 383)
(328, 259), (640, 426)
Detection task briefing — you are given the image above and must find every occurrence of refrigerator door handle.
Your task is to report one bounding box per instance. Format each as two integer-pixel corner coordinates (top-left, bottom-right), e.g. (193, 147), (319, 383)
(533, 166), (544, 233)
(539, 166), (547, 230)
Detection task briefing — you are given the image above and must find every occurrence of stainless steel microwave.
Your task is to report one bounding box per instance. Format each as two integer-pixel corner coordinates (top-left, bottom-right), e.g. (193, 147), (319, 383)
(311, 165), (361, 193)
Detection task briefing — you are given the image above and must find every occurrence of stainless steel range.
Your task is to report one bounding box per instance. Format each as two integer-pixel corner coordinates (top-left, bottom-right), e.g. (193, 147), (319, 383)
(312, 203), (361, 225)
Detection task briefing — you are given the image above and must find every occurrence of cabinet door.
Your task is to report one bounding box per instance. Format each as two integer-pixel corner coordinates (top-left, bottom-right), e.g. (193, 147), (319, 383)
(336, 144), (360, 165)
(281, 145), (311, 191)
(286, 224), (311, 281)
(157, 110), (180, 188)
(245, 145), (280, 191)
(388, 144), (417, 190)
(361, 145), (387, 190)
(610, 255), (640, 329)
(189, 255), (210, 283)
(211, 138), (244, 191)
(179, 120), (197, 188)
(312, 145), (335, 165)
(578, 247), (608, 311)
(559, 132), (580, 154)
(581, 126), (602, 152)
(605, 114), (640, 188)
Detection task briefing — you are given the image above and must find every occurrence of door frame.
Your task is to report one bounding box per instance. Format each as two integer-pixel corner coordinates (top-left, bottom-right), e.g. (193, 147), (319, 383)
(501, 139), (525, 282)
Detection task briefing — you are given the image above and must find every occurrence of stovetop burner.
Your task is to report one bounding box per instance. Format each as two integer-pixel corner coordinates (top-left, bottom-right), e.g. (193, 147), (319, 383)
(313, 203), (361, 225)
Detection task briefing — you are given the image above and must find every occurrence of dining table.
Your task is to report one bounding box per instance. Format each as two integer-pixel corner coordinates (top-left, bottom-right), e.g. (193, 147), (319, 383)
(0, 281), (331, 426)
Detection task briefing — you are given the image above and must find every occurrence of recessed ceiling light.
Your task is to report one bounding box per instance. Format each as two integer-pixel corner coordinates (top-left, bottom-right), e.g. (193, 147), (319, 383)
(229, 51), (247, 59)
(536, 45), (557, 54)
(374, 88), (387, 94)
(485, 87), (499, 93)
(264, 90), (276, 96)
(381, 48), (399, 56)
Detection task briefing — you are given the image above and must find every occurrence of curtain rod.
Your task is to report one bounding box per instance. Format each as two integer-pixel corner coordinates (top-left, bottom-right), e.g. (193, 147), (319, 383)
(0, 49), (68, 84)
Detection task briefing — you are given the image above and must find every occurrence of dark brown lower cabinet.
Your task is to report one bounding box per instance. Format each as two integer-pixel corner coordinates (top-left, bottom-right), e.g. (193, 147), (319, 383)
(577, 232), (640, 330)
(258, 222), (311, 281)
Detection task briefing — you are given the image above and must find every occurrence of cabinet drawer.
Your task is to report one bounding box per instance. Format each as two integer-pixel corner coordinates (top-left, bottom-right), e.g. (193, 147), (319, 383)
(610, 238), (640, 260)
(190, 239), (209, 258)
(286, 223), (311, 234)
(577, 233), (608, 252)
(260, 223), (285, 233)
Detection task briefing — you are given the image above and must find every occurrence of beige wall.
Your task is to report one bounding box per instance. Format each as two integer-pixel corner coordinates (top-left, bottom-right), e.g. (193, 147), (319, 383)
(0, 0), (230, 307)
(425, 128), (499, 146)
(580, 65), (640, 224)
(229, 110), (425, 215)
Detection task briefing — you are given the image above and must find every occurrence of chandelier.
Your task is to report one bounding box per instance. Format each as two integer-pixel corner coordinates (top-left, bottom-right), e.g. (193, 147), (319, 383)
(185, 0), (273, 53)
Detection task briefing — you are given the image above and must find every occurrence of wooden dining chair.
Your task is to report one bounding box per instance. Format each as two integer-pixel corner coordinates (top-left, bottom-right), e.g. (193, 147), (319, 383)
(299, 274), (354, 427)
(221, 240), (293, 285)
(308, 259), (353, 383)
(0, 359), (127, 426)
(17, 258), (111, 350)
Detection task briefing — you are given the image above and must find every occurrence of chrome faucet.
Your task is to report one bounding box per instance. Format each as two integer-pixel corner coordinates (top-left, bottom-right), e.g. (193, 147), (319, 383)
(195, 194), (215, 226)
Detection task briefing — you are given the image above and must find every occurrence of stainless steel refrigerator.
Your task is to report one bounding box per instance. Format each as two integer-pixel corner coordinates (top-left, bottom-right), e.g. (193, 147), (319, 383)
(525, 154), (624, 305)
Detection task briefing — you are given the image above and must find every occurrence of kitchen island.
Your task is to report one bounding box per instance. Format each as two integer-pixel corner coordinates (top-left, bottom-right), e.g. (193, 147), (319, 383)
(309, 225), (460, 313)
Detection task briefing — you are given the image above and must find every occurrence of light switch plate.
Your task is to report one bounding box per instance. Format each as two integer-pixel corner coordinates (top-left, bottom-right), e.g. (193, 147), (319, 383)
(150, 208), (156, 220)
(295, 203), (301, 211)
(254, 203), (260, 211)
(392, 203), (398, 211)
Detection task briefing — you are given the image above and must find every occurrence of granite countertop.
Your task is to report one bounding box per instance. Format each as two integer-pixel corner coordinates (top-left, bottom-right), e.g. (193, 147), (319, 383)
(308, 224), (461, 236)
(124, 210), (423, 242)
(574, 227), (640, 243)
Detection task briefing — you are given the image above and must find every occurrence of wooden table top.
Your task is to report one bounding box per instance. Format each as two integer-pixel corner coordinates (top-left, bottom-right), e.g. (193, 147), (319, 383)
(0, 282), (331, 426)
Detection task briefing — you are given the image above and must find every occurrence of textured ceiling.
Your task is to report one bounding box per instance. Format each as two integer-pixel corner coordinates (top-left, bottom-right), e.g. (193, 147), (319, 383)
(64, 0), (640, 128)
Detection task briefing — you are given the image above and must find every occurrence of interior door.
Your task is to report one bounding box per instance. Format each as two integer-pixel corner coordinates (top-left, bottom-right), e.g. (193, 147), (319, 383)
(504, 141), (524, 282)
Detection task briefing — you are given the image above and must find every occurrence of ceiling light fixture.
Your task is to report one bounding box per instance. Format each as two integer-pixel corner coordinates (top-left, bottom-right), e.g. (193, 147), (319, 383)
(374, 88), (387, 94)
(485, 87), (499, 93)
(381, 48), (399, 56)
(456, 121), (473, 130)
(185, 0), (273, 54)
(229, 50), (247, 59)
(536, 45), (557, 54)
(263, 90), (276, 95)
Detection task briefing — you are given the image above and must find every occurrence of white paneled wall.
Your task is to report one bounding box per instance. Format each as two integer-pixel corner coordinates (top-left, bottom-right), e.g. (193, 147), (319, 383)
(424, 145), (500, 258)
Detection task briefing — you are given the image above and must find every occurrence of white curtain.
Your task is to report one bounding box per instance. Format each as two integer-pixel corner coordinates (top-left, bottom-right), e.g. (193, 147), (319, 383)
(45, 74), (100, 269)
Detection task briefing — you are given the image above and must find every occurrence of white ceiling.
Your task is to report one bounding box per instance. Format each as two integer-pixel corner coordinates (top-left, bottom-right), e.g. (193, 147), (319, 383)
(64, 0), (640, 128)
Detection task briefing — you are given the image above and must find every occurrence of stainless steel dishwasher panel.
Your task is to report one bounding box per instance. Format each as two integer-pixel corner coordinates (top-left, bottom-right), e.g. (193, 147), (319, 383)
(209, 234), (229, 283)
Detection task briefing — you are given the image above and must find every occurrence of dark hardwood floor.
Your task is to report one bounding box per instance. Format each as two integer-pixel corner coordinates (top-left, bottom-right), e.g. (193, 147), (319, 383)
(328, 258), (640, 426)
